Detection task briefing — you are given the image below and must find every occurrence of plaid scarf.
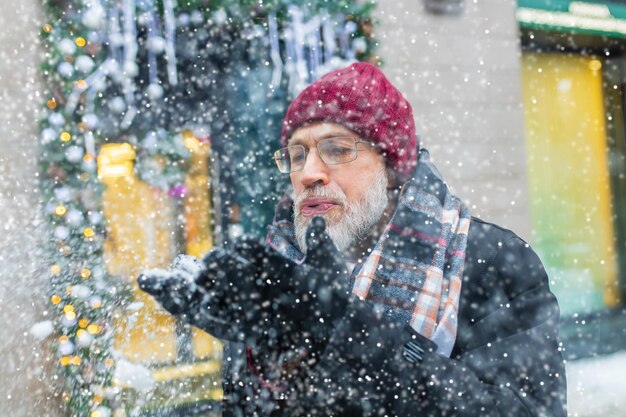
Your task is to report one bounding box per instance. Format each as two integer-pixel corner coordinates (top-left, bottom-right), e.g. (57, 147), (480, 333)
(266, 149), (471, 357)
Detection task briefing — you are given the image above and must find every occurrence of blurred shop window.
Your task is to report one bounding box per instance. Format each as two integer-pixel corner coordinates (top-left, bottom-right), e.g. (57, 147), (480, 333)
(521, 53), (621, 317)
(98, 134), (222, 414)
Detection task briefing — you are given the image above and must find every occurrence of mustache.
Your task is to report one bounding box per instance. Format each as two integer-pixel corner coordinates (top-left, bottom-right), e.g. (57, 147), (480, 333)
(294, 185), (348, 214)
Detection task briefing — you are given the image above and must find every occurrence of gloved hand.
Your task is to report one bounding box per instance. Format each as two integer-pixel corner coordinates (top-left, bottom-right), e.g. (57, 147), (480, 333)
(137, 254), (205, 315)
(232, 216), (351, 349)
(138, 250), (254, 342)
(139, 217), (350, 346)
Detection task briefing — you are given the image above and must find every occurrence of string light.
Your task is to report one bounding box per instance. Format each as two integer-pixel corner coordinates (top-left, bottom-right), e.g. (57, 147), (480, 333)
(76, 79), (87, 89)
(59, 335), (69, 343)
(81, 268), (91, 279)
(51, 295), (61, 305)
(75, 37), (86, 47)
(50, 264), (61, 275)
(65, 311), (77, 321)
(60, 132), (72, 142)
(47, 99), (57, 109)
(42, 23), (52, 33)
(70, 356), (82, 365)
(87, 324), (100, 335)
(55, 205), (67, 216)
(83, 228), (95, 238)
(78, 319), (89, 329)
(59, 356), (71, 366)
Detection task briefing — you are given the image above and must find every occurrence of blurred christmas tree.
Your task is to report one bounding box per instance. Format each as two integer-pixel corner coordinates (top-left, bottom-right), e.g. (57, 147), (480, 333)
(39, 0), (376, 415)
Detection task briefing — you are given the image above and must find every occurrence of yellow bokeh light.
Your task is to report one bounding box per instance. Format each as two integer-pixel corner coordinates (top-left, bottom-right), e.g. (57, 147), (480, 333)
(50, 264), (61, 275)
(55, 205), (67, 216)
(104, 358), (114, 368)
(77, 329), (87, 338)
(65, 311), (77, 321)
(78, 319), (89, 329)
(66, 285), (73, 295)
(63, 305), (74, 313)
(87, 324), (100, 335)
(59, 335), (69, 343)
(43, 24), (53, 33)
(83, 228), (95, 238)
(93, 395), (103, 405)
(81, 268), (91, 279)
(70, 356), (82, 365)
(84, 154), (95, 163)
(90, 299), (102, 309)
(589, 59), (602, 72)
(76, 79), (87, 89)
(91, 411), (101, 417)
(183, 130), (202, 152)
(51, 295), (61, 305)
(97, 143), (136, 179)
(47, 99), (57, 109)
(59, 356), (70, 366)
(60, 132), (71, 142)
(75, 37), (86, 47)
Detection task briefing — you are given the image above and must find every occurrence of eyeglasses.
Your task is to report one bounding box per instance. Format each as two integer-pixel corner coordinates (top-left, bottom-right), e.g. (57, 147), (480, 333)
(273, 136), (371, 174)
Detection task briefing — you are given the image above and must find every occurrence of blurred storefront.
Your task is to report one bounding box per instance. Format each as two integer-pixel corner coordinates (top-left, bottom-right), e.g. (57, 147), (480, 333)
(97, 136), (223, 414)
(517, 0), (626, 359)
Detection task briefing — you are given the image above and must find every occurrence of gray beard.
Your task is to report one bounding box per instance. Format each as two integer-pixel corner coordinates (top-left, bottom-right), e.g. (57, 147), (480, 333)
(293, 167), (389, 253)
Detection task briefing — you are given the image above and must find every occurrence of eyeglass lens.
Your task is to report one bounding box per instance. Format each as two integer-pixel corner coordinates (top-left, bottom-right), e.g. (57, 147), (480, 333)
(273, 137), (358, 173)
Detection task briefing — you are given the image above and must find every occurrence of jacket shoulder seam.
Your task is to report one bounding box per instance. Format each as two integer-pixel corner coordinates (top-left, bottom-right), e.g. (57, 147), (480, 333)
(486, 234), (520, 271)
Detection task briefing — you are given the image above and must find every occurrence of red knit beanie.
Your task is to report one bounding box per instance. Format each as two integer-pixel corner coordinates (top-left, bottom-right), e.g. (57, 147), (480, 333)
(280, 62), (418, 182)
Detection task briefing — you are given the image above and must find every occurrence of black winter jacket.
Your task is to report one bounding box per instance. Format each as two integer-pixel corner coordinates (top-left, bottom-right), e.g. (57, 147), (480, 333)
(222, 217), (567, 417)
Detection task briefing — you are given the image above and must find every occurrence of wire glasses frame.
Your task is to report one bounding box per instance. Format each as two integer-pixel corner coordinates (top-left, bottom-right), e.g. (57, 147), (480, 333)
(273, 136), (370, 174)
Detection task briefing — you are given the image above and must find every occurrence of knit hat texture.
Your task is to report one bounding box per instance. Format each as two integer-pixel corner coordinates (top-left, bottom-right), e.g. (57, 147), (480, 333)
(280, 62), (418, 181)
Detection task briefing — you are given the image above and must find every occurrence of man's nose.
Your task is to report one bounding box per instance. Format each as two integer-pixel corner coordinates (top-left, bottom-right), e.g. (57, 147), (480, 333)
(298, 149), (330, 188)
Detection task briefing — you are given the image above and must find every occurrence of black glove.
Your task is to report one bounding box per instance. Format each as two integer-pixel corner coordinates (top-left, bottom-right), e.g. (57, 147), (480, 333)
(137, 254), (204, 314)
(137, 253), (248, 341)
(233, 216), (351, 347)
(139, 217), (350, 346)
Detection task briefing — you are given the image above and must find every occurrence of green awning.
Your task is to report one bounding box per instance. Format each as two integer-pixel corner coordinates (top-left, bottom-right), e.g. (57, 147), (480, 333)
(517, 0), (626, 39)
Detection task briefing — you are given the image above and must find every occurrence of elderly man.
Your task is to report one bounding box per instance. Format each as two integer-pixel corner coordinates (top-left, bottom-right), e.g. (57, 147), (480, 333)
(139, 63), (567, 416)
